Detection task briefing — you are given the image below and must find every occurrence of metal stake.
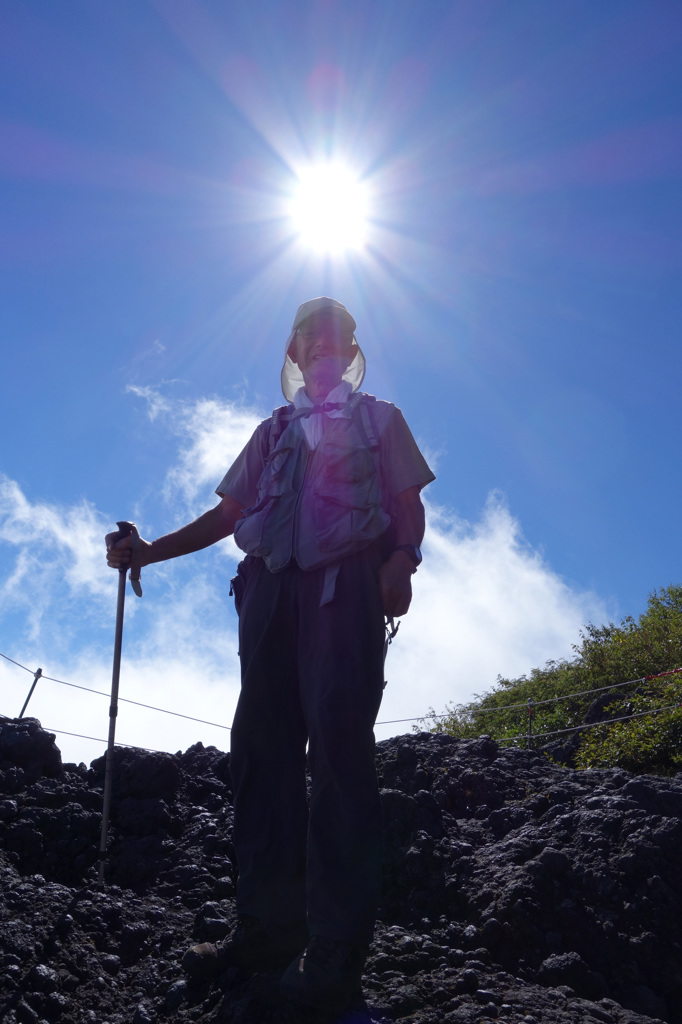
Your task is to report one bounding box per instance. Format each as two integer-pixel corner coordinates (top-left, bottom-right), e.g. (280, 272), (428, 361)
(527, 698), (534, 749)
(19, 667), (43, 719)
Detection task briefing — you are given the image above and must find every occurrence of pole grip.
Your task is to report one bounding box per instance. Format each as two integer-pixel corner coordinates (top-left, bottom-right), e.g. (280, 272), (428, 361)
(113, 520), (134, 543)
(114, 521), (143, 598)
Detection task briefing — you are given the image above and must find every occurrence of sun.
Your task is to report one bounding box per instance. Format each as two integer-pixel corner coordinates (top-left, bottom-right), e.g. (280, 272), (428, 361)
(288, 163), (369, 255)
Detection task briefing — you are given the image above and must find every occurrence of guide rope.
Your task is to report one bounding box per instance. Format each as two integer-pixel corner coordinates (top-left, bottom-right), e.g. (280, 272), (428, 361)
(2, 650), (681, 751)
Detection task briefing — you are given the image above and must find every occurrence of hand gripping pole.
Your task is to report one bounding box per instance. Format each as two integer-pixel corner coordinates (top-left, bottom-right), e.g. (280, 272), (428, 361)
(98, 521), (142, 883)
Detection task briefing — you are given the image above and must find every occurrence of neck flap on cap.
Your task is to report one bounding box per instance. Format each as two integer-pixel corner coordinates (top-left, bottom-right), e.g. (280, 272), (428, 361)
(280, 296), (365, 403)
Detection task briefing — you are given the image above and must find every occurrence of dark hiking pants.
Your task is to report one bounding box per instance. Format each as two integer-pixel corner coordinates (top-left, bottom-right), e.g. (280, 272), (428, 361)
(230, 543), (387, 945)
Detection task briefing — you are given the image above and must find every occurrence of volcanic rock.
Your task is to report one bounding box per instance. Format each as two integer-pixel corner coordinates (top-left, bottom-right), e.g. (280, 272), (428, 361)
(0, 719), (679, 1023)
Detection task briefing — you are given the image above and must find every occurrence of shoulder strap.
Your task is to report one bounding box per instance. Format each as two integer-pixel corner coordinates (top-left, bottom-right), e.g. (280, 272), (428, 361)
(349, 392), (379, 450)
(268, 404), (295, 454)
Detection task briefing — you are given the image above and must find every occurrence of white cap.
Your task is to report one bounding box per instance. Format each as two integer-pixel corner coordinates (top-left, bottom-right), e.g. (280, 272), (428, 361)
(281, 296), (366, 403)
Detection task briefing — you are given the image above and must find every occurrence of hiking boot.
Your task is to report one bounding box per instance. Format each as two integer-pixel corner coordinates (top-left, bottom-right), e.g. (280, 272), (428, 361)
(279, 935), (368, 1011)
(181, 915), (306, 981)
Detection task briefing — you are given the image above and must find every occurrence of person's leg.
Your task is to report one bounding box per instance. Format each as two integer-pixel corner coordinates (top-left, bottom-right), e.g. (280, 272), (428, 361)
(183, 560), (309, 979)
(298, 547), (386, 946)
(280, 548), (386, 1007)
(230, 559), (308, 936)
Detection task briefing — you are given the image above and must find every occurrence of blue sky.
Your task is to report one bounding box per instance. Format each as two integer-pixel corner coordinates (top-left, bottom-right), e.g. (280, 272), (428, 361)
(2, 0), (681, 766)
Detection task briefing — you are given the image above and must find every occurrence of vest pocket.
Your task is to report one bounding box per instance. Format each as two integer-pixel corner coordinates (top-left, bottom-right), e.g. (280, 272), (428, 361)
(313, 439), (386, 555)
(233, 494), (277, 557)
(260, 445), (294, 496)
(233, 446), (294, 557)
(319, 439), (375, 486)
(315, 494), (390, 554)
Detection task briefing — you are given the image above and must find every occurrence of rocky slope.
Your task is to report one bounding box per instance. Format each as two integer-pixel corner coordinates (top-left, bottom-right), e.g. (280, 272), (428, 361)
(1, 717), (680, 1024)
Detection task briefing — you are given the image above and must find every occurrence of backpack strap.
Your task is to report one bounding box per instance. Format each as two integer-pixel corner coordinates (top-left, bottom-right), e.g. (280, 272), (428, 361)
(349, 392), (379, 450)
(268, 404), (295, 454)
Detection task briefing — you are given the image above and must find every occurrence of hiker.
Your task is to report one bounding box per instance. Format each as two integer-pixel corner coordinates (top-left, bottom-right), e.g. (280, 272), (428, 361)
(105, 296), (435, 1012)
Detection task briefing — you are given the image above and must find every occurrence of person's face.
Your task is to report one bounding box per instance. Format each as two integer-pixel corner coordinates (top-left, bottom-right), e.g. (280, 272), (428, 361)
(290, 311), (355, 393)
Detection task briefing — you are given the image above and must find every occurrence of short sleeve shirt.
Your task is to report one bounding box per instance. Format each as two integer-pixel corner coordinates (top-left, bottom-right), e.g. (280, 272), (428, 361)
(215, 396), (435, 512)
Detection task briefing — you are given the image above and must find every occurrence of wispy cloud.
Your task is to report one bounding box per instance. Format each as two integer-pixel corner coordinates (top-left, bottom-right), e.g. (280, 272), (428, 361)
(0, 396), (610, 765)
(162, 397), (263, 510)
(127, 383), (263, 511)
(126, 383), (173, 422)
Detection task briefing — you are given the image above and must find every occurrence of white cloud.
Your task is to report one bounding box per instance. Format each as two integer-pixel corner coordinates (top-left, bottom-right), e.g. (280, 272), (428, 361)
(0, 398), (611, 766)
(126, 383), (172, 421)
(0, 396), (257, 763)
(0, 555), (242, 766)
(127, 384), (263, 512)
(162, 397), (263, 510)
(1, 644), (240, 768)
(0, 474), (115, 643)
(375, 494), (608, 739)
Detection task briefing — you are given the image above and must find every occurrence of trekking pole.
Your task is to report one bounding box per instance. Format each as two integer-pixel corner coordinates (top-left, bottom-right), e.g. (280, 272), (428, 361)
(98, 521), (143, 884)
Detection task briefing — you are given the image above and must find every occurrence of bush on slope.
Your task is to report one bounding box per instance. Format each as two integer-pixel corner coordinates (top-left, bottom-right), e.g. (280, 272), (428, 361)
(427, 584), (682, 774)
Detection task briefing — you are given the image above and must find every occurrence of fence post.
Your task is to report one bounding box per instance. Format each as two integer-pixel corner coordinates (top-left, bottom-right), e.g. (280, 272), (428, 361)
(19, 668), (43, 719)
(527, 699), (534, 749)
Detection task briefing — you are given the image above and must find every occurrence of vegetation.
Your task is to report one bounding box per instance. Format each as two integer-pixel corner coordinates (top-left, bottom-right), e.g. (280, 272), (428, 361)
(423, 584), (682, 775)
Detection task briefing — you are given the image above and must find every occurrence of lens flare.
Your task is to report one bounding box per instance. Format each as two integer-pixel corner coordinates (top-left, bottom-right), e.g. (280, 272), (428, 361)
(289, 163), (369, 255)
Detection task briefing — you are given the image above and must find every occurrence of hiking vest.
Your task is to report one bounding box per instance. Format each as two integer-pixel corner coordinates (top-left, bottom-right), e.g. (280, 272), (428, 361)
(233, 394), (391, 576)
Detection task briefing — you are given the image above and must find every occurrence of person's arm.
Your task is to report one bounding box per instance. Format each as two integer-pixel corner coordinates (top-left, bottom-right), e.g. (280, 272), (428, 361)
(378, 485), (425, 618)
(105, 495), (244, 570)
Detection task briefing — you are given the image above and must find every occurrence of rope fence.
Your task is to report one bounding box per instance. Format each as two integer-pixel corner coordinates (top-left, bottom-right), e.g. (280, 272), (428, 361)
(1, 650), (681, 756)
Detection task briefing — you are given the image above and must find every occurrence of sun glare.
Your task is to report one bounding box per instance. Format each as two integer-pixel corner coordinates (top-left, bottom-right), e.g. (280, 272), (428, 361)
(289, 163), (369, 255)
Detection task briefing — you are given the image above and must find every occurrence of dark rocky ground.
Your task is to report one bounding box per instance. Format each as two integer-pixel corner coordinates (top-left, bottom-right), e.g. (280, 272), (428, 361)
(1, 717), (681, 1024)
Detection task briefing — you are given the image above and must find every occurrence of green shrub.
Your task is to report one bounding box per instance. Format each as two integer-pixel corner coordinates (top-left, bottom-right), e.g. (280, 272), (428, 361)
(575, 678), (682, 775)
(425, 584), (682, 774)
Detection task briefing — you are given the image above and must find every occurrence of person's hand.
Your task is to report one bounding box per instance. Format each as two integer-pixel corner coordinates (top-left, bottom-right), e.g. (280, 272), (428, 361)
(378, 551), (414, 618)
(105, 530), (132, 569)
(105, 531), (151, 569)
